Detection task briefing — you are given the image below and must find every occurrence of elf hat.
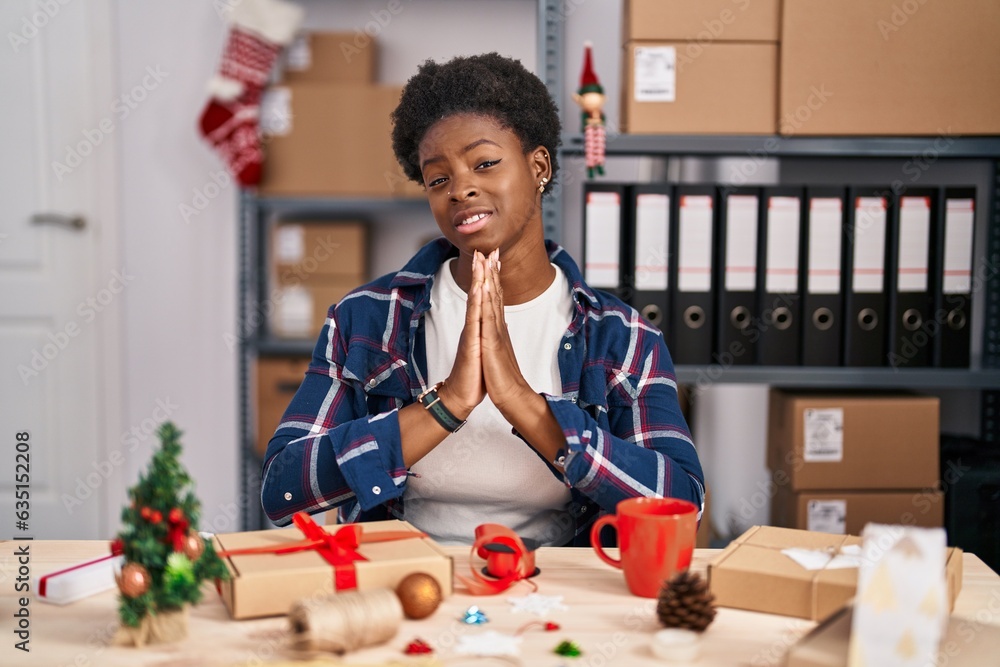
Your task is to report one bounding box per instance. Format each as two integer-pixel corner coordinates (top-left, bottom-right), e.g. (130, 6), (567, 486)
(578, 41), (603, 95)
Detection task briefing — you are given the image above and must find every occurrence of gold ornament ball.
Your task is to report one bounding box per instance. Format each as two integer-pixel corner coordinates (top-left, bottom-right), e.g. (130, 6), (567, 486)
(183, 532), (205, 561)
(395, 572), (442, 620)
(117, 562), (151, 598)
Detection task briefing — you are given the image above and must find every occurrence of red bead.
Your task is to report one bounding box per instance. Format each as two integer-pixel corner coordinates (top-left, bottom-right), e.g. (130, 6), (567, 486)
(545, 622), (561, 631)
(404, 639), (433, 655)
(169, 508), (183, 523)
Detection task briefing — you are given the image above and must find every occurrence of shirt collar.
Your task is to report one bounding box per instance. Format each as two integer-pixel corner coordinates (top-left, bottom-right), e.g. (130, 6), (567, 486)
(390, 238), (601, 310)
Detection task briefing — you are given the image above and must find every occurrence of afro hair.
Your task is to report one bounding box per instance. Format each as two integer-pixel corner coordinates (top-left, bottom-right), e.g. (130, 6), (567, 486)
(391, 52), (562, 196)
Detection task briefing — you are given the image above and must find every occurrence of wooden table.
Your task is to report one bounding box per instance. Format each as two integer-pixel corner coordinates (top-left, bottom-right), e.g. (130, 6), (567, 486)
(2, 541), (998, 666)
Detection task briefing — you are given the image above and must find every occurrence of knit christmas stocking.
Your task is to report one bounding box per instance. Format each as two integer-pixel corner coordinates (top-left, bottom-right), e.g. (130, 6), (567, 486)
(198, 0), (302, 187)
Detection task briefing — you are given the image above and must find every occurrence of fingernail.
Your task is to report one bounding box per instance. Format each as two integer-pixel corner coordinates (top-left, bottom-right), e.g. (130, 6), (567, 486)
(497, 260), (502, 272)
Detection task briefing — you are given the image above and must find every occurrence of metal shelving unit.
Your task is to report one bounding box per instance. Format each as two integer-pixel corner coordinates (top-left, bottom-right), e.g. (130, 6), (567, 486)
(236, 4), (1000, 529)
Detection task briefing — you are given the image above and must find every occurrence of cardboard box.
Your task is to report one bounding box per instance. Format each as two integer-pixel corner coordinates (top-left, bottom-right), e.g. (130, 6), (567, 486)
(260, 82), (424, 198)
(780, 0), (1000, 135)
(214, 519), (453, 619)
(622, 42), (777, 134)
(272, 221), (368, 281)
(624, 0), (780, 42)
(271, 279), (361, 340)
(708, 526), (962, 621)
(767, 390), (939, 491)
(771, 488), (945, 536)
(283, 32), (376, 84)
(255, 355), (310, 458)
(786, 605), (1000, 667)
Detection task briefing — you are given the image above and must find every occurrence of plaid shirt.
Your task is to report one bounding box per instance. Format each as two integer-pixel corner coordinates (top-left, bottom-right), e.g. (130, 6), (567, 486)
(261, 239), (705, 546)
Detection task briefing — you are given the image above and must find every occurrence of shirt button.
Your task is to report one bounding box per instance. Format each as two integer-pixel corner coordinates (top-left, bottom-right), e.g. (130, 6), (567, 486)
(563, 342), (572, 350)
(372, 485), (381, 495)
(284, 492), (292, 501)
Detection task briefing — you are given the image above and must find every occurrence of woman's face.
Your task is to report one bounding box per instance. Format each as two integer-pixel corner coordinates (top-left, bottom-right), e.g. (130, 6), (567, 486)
(417, 113), (547, 255)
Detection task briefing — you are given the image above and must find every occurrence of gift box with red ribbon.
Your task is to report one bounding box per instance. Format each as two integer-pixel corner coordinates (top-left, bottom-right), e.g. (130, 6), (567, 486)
(212, 513), (453, 619)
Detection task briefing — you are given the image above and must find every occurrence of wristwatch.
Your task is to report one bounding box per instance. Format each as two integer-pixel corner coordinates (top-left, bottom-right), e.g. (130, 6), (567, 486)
(417, 380), (466, 433)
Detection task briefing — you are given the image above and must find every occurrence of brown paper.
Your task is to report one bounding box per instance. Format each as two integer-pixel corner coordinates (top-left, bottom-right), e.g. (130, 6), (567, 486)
(708, 526), (962, 621)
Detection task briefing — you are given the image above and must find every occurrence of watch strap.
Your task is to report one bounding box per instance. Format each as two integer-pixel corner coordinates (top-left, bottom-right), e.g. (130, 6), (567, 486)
(419, 382), (466, 433)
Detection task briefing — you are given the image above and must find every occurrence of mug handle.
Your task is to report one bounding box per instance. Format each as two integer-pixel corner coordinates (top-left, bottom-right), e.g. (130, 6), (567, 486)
(590, 514), (622, 569)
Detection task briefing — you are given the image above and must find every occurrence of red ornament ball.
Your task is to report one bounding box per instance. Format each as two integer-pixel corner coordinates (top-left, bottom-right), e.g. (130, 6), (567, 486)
(117, 562), (151, 598)
(150, 510), (162, 524)
(140, 506), (151, 520)
(169, 508), (183, 524)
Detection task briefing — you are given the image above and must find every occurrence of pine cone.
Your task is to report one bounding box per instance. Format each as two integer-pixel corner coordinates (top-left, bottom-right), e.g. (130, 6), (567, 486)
(656, 570), (716, 632)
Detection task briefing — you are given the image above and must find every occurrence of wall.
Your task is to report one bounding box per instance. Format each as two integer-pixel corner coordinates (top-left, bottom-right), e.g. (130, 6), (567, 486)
(114, 0), (241, 532)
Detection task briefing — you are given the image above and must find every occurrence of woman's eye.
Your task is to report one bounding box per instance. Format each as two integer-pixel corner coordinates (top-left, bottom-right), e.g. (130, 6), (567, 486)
(476, 159), (501, 170)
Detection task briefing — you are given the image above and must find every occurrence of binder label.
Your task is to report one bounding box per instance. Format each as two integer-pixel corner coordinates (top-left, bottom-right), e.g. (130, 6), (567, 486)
(633, 46), (676, 102)
(807, 499), (847, 534)
(943, 199), (975, 294)
(803, 407), (843, 462)
(635, 194), (670, 291)
(852, 197), (887, 293)
(724, 195), (758, 292)
(678, 195), (713, 293)
(766, 196), (801, 294)
(898, 196), (931, 293)
(584, 191), (622, 289)
(808, 198), (842, 295)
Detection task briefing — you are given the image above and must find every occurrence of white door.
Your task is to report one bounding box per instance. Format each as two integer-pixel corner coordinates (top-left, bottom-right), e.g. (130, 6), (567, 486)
(0, 0), (120, 538)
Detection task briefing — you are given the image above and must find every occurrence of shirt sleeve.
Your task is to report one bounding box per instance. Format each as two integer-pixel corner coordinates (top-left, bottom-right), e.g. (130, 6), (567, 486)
(259, 307), (409, 526)
(544, 333), (705, 517)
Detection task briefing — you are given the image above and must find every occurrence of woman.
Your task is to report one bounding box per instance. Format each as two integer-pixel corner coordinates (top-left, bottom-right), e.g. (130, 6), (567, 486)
(260, 53), (704, 547)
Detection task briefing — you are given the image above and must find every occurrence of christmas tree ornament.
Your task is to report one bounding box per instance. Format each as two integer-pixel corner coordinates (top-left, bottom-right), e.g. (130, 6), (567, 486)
(515, 620), (561, 635)
(656, 570), (717, 632)
(112, 422), (229, 647)
(198, 0), (303, 186)
(572, 42), (606, 179)
(117, 563), (151, 599)
(181, 531), (205, 561)
(554, 639), (583, 657)
(395, 572), (442, 620)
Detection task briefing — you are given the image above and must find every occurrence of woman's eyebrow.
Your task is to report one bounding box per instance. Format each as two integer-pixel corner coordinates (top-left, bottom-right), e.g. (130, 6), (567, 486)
(420, 138), (502, 171)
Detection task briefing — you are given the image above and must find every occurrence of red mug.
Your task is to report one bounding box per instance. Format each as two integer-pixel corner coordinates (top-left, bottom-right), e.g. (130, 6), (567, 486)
(590, 497), (698, 598)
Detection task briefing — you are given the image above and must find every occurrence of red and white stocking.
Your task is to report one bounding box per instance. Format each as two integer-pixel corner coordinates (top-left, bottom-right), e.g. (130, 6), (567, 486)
(198, 0), (302, 187)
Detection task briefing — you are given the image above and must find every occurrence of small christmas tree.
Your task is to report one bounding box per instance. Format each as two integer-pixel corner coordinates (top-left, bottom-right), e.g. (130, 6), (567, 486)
(113, 422), (229, 646)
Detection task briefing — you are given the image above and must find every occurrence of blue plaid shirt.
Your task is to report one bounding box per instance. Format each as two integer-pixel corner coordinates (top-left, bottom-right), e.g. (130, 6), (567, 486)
(261, 239), (705, 546)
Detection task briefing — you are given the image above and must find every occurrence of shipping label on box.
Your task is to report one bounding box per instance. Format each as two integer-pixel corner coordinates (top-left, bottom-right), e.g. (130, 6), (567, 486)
(214, 516), (453, 619)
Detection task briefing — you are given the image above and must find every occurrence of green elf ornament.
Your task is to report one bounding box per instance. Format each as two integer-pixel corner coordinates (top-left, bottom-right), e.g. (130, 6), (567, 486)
(573, 41), (606, 178)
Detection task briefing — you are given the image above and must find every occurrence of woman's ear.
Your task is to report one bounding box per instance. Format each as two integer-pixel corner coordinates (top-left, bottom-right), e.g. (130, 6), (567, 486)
(530, 146), (552, 183)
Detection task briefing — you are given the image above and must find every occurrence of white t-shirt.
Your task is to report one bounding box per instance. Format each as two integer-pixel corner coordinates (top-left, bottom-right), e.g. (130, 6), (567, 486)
(403, 258), (576, 546)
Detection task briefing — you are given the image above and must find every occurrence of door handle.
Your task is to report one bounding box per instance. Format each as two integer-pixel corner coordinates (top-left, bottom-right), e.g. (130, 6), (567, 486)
(31, 213), (86, 230)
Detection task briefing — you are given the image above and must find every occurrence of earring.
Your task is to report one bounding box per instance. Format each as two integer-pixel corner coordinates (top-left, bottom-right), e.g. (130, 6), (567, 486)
(538, 177), (549, 194)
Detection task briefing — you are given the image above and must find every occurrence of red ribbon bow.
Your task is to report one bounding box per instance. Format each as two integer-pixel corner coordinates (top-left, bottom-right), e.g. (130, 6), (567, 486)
(457, 523), (538, 595)
(166, 510), (190, 553)
(217, 512), (426, 591)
